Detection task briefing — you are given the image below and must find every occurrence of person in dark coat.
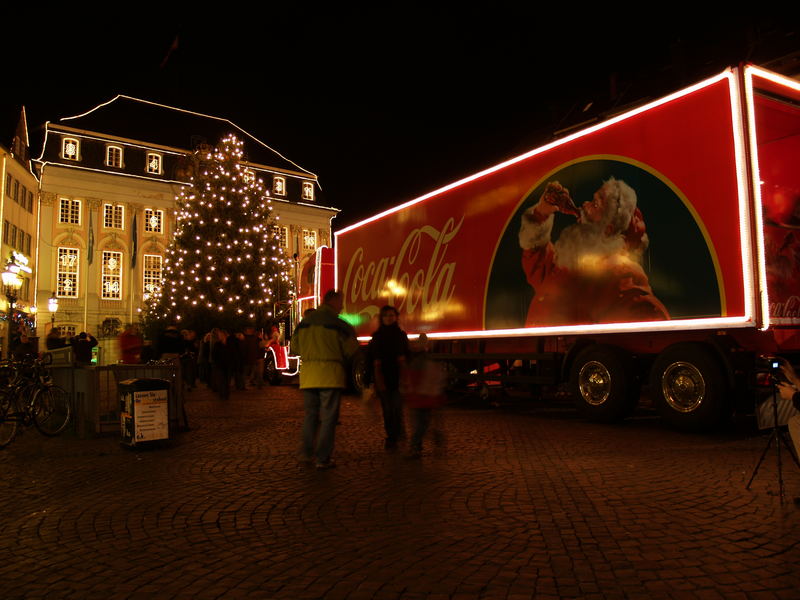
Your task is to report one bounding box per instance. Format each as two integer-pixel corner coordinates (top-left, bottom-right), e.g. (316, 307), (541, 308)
(368, 305), (409, 450)
(210, 328), (230, 400)
(45, 329), (67, 350)
(71, 332), (98, 365)
(158, 325), (184, 359)
(12, 334), (38, 361)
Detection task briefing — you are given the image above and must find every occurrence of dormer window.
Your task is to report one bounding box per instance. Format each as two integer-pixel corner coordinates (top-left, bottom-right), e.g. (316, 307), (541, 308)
(146, 152), (162, 175)
(62, 137), (80, 161)
(106, 145), (123, 168)
(302, 181), (314, 201)
(273, 176), (286, 196)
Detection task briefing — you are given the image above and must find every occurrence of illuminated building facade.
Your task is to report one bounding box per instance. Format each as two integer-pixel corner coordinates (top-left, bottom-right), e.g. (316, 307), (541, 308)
(0, 108), (39, 355)
(35, 96), (337, 362)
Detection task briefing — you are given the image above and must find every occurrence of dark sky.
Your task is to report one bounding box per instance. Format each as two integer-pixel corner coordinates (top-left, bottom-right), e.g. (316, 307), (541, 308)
(5, 11), (797, 229)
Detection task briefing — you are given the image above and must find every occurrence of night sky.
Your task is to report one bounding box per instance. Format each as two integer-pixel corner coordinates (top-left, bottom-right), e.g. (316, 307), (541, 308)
(4, 12), (797, 229)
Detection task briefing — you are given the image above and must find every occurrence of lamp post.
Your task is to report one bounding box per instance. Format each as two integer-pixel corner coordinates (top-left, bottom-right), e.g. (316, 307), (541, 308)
(48, 294), (59, 331)
(2, 255), (23, 360)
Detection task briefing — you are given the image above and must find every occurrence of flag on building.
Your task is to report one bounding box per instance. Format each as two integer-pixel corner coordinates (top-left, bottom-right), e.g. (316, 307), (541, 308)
(131, 213), (138, 269)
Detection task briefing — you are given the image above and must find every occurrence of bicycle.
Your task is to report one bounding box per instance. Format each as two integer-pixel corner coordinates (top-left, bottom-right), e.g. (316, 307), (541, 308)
(0, 354), (71, 448)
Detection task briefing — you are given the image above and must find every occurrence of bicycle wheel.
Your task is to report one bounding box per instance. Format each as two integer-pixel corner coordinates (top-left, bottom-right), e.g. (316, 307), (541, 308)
(32, 386), (71, 436)
(0, 392), (18, 448)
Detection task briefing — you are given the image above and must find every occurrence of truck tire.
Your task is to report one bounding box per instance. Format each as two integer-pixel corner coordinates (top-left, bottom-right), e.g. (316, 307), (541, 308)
(350, 351), (368, 394)
(569, 345), (638, 422)
(649, 342), (729, 431)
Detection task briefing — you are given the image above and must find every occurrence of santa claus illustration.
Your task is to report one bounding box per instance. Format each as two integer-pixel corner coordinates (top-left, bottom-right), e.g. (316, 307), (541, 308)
(518, 178), (669, 326)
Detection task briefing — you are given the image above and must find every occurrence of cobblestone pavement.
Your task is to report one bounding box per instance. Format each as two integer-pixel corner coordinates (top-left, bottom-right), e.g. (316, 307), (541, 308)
(1, 383), (799, 600)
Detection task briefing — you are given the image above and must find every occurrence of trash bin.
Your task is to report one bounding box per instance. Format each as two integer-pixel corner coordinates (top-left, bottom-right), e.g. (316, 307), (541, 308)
(119, 378), (171, 447)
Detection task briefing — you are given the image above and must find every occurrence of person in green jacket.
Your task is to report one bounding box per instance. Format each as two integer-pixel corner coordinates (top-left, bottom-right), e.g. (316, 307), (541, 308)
(293, 289), (358, 470)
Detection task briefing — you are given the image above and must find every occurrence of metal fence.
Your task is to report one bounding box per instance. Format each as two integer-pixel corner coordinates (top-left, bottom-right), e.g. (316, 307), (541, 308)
(49, 352), (186, 437)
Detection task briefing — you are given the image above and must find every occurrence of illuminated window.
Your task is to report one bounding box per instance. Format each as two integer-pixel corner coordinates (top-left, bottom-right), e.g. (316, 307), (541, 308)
(143, 254), (163, 299)
(103, 204), (124, 229)
(302, 229), (317, 252)
(106, 146), (123, 168)
(62, 137), (80, 160)
(146, 152), (162, 175)
(57, 247), (80, 298)
(243, 168), (255, 184)
(273, 225), (288, 248)
(302, 182), (314, 201)
(101, 251), (123, 300)
(273, 176), (286, 196)
(144, 208), (164, 233)
(58, 198), (81, 224)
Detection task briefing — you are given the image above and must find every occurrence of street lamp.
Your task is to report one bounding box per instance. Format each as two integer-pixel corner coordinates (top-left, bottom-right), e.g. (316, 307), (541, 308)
(48, 294), (59, 330)
(2, 255), (23, 359)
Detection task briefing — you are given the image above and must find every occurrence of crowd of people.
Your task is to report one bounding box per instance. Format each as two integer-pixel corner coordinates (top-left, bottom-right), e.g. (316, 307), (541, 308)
(115, 323), (285, 399)
(293, 290), (446, 470)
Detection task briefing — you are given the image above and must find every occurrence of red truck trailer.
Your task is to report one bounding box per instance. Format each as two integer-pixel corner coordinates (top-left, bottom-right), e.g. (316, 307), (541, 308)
(332, 65), (800, 431)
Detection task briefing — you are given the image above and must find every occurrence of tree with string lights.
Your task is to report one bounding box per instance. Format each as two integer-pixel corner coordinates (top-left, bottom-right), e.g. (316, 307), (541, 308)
(143, 134), (292, 333)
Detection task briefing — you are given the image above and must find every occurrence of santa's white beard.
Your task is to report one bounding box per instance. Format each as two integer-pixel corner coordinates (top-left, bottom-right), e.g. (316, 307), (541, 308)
(554, 221), (628, 272)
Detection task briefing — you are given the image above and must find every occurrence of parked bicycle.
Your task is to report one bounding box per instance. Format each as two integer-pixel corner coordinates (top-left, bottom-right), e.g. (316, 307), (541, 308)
(0, 353), (71, 448)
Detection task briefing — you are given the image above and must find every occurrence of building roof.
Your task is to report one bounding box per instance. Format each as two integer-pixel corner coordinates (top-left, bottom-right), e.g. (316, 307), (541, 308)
(50, 95), (316, 178)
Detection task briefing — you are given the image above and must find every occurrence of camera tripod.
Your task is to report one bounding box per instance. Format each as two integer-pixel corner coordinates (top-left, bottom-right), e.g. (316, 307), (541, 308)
(745, 379), (800, 503)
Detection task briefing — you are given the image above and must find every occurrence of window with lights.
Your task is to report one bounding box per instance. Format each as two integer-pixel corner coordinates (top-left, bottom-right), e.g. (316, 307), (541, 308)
(57, 247), (80, 297)
(302, 229), (317, 252)
(144, 208), (164, 233)
(101, 251), (123, 300)
(273, 176), (286, 196)
(62, 137), (80, 160)
(146, 152), (162, 174)
(58, 198), (81, 224)
(143, 254), (163, 299)
(302, 181), (314, 201)
(103, 204), (124, 229)
(273, 225), (288, 249)
(106, 146), (123, 168)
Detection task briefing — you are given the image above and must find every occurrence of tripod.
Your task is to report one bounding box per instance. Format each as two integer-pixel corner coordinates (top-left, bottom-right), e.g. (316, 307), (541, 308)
(746, 377), (800, 503)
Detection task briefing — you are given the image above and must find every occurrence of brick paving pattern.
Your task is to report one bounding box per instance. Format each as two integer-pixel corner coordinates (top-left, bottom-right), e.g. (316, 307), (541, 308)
(1, 383), (799, 599)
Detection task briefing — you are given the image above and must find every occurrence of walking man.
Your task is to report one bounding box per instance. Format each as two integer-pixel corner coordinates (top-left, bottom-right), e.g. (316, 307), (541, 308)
(292, 289), (358, 470)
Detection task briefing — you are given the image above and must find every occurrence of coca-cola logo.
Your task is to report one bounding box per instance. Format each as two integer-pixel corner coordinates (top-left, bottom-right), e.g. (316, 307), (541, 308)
(343, 217), (463, 318)
(771, 295), (800, 318)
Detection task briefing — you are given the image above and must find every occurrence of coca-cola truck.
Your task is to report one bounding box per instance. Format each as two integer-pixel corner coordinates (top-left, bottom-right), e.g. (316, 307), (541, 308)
(330, 65), (800, 430)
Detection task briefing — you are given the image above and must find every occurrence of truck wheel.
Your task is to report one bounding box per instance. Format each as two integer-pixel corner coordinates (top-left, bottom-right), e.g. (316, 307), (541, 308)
(570, 345), (638, 422)
(649, 343), (729, 431)
(351, 351), (368, 394)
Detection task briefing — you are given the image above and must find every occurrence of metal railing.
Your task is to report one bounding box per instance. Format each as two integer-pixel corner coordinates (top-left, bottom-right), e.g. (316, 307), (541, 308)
(48, 350), (186, 437)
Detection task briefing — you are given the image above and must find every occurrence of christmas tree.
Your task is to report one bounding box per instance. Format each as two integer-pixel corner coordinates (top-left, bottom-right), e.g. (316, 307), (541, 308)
(144, 134), (292, 333)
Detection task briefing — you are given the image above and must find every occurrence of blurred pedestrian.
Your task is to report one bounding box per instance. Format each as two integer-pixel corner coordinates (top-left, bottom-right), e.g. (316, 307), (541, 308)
(401, 333), (447, 458)
(118, 324), (143, 364)
(181, 329), (198, 391)
(210, 328), (230, 400)
(45, 328), (67, 350)
(293, 290), (358, 470)
(228, 331), (246, 390)
(242, 326), (264, 389)
(158, 325), (183, 360)
(12, 333), (38, 361)
(368, 305), (409, 451)
(198, 331), (213, 388)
